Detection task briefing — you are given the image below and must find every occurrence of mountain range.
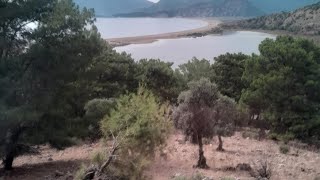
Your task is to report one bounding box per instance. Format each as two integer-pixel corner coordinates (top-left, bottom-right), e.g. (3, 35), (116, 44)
(74, 0), (320, 17)
(73, 0), (153, 17)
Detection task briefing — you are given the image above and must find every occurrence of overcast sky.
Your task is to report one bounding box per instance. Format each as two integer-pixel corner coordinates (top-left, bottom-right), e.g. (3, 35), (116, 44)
(148, 0), (160, 3)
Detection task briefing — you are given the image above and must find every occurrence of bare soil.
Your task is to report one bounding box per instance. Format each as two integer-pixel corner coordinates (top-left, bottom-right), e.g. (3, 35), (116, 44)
(2, 131), (320, 180)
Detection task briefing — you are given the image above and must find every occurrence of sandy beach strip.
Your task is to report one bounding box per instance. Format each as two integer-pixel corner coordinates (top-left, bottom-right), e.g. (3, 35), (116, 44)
(106, 19), (221, 47)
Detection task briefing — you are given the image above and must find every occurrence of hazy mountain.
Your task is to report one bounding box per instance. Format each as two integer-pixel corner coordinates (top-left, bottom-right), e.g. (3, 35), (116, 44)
(116, 0), (320, 17)
(224, 2), (320, 35)
(248, 0), (319, 14)
(74, 0), (153, 17)
(116, 0), (264, 17)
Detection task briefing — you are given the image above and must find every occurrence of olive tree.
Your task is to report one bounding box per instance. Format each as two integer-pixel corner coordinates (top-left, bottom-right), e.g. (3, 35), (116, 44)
(173, 78), (219, 169)
(213, 95), (237, 151)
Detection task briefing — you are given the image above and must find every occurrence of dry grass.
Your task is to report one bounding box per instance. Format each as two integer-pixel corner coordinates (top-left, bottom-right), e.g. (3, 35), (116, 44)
(4, 131), (320, 180)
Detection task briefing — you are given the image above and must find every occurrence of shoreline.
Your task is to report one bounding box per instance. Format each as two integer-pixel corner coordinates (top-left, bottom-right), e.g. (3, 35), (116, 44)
(106, 19), (222, 47)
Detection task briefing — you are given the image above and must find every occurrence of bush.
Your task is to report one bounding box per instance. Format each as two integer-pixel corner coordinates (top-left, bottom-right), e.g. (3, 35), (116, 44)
(99, 86), (172, 178)
(74, 164), (87, 180)
(250, 160), (272, 180)
(279, 144), (290, 154)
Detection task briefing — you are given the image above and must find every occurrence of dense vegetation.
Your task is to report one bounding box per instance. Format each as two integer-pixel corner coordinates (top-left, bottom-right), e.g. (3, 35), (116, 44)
(223, 2), (320, 36)
(1, 0), (320, 178)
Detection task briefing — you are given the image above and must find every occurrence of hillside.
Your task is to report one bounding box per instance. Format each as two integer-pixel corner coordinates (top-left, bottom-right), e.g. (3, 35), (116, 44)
(116, 0), (320, 17)
(223, 2), (320, 35)
(249, 0), (319, 14)
(116, 0), (264, 17)
(73, 0), (153, 17)
(8, 132), (320, 180)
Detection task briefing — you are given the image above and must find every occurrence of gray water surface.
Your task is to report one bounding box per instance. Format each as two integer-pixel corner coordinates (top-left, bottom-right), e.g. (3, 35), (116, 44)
(115, 31), (276, 66)
(96, 18), (208, 39)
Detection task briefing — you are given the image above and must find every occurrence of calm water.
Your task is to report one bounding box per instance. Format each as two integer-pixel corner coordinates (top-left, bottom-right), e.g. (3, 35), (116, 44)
(95, 18), (208, 39)
(115, 31), (276, 66)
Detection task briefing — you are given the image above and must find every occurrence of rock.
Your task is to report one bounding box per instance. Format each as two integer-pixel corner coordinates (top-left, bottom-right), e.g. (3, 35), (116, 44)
(182, 149), (187, 153)
(55, 170), (64, 177)
(236, 163), (252, 171)
(202, 177), (213, 180)
(173, 173), (181, 177)
(48, 157), (53, 161)
(177, 139), (186, 144)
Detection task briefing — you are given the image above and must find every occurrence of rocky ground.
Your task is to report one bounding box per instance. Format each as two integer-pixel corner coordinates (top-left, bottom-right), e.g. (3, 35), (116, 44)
(2, 131), (320, 180)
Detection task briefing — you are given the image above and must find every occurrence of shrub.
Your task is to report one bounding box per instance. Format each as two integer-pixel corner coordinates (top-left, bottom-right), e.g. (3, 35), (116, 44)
(74, 164), (87, 180)
(250, 160), (272, 179)
(99, 86), (172, 178)
(221, 177), (236, 180)
(279, 144), (290, 154)
(172, 172), (207, 180)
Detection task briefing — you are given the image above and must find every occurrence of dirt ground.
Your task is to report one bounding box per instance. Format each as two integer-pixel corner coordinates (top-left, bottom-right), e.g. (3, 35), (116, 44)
(2, 131), (320, 180)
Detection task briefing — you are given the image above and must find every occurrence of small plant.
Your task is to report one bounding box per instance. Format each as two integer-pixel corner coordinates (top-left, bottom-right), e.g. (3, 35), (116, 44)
(190, 172), (206, 180)
(279, 144), (290, 154)
(74, 164), (87, 180)
(172, 172), (207, 180)
(221, 177), (236, 180)
(92, 151), (106, 167)
(250, 160), (272, 180)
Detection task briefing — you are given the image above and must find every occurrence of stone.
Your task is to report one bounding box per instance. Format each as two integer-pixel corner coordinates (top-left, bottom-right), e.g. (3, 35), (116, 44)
(55, 170), (64, 177)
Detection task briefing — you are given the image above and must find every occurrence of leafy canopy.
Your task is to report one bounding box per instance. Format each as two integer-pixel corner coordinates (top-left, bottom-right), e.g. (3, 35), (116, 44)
(241, 36), (320, 139)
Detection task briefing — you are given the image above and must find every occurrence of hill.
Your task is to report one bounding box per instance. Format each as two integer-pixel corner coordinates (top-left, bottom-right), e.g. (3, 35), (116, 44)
(223, 2), (320, 35)
(73, 0), (153, 17)
(249, 0), (319, 14)
(116, 0), (320, 17)
(116, 0), (264, 17)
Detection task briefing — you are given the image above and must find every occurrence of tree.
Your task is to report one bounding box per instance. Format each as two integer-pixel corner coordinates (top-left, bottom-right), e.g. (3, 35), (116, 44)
(0, 0), (53, 59)
(213, 95), (237, 151)
(241, 36), (320, 140)
(173, 78), (219, 168)
(178, 58), (214, 83)
(212, 53), (249, 102)
(99, 87), (171, 179)
(135, 59), (181, 102)
(0, 0), (139, 170)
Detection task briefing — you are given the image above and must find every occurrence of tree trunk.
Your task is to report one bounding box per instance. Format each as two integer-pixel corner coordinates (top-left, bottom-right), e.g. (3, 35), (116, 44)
(196, 134), (209, 169)
(3, 124), (26, 170)
(3, 155), (14, 170)
(216, 135), (224, 151)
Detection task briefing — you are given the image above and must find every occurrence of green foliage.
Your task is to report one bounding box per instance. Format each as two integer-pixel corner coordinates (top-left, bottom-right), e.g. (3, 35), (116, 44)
(178, 58), (214, 83)
(101, 86), (171, 156)
(212, 53), (249, 101)
(279, 144), (290, 154)
(241, 36), (320, 140)
(213, 95), (237, 137)
(136, 59), (182, 102)
(100, 86), (171, 178)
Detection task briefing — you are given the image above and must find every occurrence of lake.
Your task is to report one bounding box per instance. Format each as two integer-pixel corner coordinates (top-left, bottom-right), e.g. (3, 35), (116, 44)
(95, 18), (208, 39)
(114, 31), (276, 66)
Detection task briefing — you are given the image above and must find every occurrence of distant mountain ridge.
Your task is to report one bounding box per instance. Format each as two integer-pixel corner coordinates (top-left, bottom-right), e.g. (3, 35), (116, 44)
(116, 0), (320, 17)
(74, 0), (153, 17)
(115, 0), (264, 17)
(223, 2), (320, 35)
